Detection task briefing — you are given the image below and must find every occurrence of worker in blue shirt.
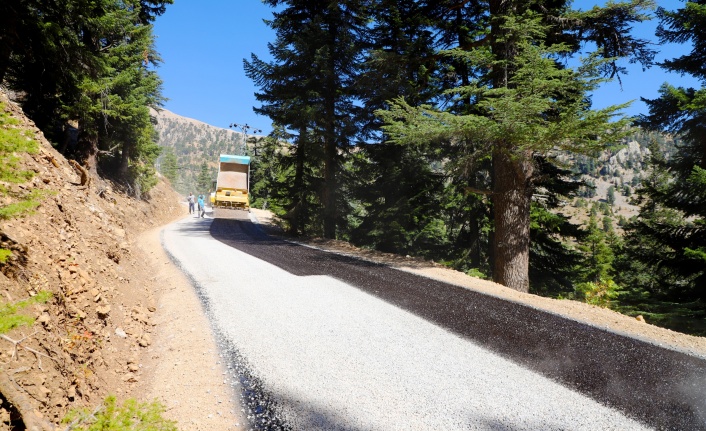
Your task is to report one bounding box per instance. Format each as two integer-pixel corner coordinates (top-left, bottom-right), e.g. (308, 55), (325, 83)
(197, 195), (205, 218)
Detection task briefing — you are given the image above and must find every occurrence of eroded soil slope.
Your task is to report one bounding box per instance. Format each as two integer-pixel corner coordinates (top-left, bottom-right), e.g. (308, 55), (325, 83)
(0, 91), (183, 428)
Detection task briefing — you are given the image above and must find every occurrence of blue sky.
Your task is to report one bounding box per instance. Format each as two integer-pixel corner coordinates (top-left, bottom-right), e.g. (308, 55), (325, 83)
(152, 1), (698, 136)
(152, 1), (276, 133)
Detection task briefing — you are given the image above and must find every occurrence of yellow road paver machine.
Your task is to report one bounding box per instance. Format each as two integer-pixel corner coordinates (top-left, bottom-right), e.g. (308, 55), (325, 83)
(211, 154), (251, 211)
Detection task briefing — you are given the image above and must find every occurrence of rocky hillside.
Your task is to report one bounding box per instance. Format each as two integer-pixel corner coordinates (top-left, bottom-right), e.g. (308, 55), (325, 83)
(152, 108), (248, 156)
(0, 91), (183, 429)
(561, 130), (678, 229)
(151, 109), (262, 194)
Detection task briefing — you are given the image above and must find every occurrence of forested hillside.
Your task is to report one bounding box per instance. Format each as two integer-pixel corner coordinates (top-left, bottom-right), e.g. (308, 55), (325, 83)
(0, 0), (175, 198)
(564, 130), (679, 226)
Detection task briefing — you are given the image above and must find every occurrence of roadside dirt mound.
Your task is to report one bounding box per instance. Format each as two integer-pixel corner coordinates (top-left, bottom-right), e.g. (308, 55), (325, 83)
(0, 91), (183, 429)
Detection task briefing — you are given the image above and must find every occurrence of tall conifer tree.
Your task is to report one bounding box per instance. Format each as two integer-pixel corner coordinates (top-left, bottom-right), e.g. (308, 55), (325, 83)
(1, 0), (171, 193)
(160, 147), (179, 185)
(246, 0), (368, 238)
(348, 0), (447, 255)
(378, 2), (653, 292)
(245, 4), (323, 235)
(636, 0), (706, 299)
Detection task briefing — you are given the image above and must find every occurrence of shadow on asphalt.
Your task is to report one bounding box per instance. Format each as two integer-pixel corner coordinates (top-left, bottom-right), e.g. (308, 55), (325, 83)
(207, 217), (706, 431)
(171, 216), (215, 236)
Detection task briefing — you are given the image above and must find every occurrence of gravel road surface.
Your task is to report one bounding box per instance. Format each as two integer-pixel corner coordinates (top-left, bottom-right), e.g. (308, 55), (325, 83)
(161, 213), (703, 431)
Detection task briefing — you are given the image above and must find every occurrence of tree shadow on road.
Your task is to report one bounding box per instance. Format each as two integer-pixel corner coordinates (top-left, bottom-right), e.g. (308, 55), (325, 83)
(206, 217), (706, 431)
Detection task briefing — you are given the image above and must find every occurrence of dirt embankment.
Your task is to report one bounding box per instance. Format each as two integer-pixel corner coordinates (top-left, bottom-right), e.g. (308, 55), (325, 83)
(0, 91), (187, 428)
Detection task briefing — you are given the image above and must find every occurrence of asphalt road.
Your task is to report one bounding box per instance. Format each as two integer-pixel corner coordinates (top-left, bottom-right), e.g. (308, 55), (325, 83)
(161, 212), (706, 431)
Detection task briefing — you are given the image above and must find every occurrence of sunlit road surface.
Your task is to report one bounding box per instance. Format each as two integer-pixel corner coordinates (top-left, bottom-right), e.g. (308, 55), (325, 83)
(161, 212), (706, 431)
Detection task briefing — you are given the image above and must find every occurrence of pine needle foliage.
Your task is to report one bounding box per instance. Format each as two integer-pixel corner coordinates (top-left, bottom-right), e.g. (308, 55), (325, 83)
(573, 278), (620, 308)
(378, 15), (631, 158)
(632, 0), (706, 307)
(195, 161), (213, 198)
(159, 147), (178, 185)
(0, 291), (52, 335)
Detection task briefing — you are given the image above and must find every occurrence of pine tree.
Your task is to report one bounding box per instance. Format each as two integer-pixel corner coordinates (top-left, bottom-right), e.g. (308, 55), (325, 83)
(1, 0), (170, 193)
(246, 0), (368, 238)
(637, 0), (706, 300)
(67, 0), (166, 192)
(612, 141), (698, 328)
(249, 126), (293, 213)
(607, 186), (616, 206)
(346, 0), (451, 258)
(579, 214), (615, 283)
(348, 142), (446, 256)
(160, 147), (178, 185)
(378, 5), (652, 292)
(357, 0), (436, 131)
(528, 157), (585, 295)
(196, 161), (212, 198)
(244, 9), (324, 235)
(571, 212), (620, 308)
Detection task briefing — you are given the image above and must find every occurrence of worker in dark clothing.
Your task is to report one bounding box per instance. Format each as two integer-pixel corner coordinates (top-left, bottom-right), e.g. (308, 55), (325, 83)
(187, 192), (195, 214)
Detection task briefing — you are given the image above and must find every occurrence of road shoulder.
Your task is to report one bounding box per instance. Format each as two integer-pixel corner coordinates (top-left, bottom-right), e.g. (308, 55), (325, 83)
(134, 216), (247, 431)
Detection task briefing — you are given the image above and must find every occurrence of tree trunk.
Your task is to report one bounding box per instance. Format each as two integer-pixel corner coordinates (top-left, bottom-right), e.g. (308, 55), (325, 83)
(322, 19), (339, 240)
(0, 372), (55, 431)
(118, 142), (130, 178)
(468, 208), (482, 267)
(322, 118), (337, 239)
(0, 4), (17, 86)
(290, 131), (306, 235)
(0, 44), (11, 86)
(76, 123), (99, 179)
(487, 0), (532, 291)
(492, 148), (533, 292)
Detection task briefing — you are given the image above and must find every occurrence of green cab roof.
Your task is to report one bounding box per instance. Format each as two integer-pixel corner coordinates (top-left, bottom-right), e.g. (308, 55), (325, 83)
(219, 154), (251, 165)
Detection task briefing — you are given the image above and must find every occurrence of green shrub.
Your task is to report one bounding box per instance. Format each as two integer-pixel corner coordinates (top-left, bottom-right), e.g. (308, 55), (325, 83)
(574, 278), (619, 308)
(0, 189), (49, 220)
(0, 101), (47, 220)
(62, 396), (178, 431)
(466, 268), (487, 279)
(0, 249), (11, 264)
(0, 101), (38, 186)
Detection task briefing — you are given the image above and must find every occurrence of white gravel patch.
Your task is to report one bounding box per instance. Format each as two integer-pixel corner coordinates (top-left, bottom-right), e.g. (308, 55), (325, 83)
(163, 217), (651, 431)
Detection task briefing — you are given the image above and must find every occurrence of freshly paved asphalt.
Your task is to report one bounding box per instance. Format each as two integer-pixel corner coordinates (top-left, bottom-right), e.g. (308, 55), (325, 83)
(203, 215), (706, 430)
